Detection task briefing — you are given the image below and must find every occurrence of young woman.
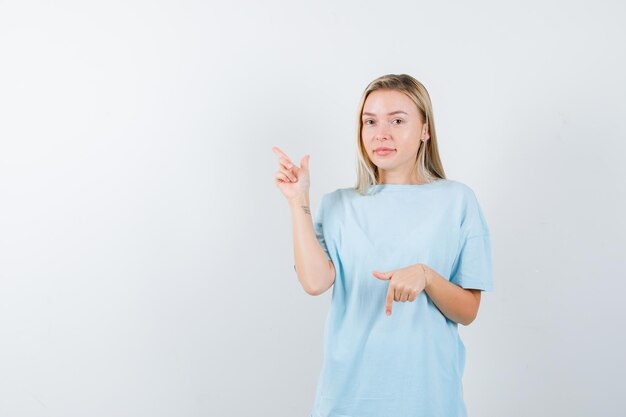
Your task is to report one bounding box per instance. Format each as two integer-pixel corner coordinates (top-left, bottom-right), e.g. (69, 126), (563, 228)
(272, 74), (494, 417)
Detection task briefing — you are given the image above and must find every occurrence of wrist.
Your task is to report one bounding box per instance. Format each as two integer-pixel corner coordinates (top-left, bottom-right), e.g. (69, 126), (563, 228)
(288, 195), (310, 208)
(421, 264), (431, 291)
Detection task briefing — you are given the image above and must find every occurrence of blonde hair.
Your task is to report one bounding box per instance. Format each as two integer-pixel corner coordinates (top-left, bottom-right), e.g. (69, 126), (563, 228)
(354, 74), (446, 196)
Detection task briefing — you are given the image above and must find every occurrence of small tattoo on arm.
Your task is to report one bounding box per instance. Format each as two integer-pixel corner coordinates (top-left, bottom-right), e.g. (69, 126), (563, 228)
(301, 205), (310, 215)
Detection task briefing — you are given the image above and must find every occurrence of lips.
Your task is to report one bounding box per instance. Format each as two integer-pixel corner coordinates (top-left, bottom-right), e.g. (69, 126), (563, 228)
(374, 147), (396, 155)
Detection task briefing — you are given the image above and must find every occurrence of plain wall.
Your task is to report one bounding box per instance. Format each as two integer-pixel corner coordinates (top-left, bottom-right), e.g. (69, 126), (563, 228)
(1, 1), (625, 416)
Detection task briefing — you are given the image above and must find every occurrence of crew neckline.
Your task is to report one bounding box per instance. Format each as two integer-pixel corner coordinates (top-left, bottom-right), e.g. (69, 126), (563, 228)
(369, 179), (447, 192)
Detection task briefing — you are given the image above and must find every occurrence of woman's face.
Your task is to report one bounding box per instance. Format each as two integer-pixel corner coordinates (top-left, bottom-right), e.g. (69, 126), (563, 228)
(361, 89), (429, 180)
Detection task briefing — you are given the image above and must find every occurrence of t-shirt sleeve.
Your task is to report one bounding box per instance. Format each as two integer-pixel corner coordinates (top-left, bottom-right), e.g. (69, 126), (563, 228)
(449, 188), (494, 291)
(313, 194), (332, 261)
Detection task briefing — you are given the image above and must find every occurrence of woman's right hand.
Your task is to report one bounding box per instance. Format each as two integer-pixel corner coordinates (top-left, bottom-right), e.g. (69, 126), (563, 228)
(272, 146), (311, 202)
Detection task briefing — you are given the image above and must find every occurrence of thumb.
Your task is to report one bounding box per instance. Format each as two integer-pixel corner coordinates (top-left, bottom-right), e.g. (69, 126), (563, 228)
(372, 270), (392, 280)
(300, 154), (310, 170)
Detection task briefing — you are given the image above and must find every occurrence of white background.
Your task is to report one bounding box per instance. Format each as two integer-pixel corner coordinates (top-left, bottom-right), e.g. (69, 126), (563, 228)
(1, 1), (625, 416)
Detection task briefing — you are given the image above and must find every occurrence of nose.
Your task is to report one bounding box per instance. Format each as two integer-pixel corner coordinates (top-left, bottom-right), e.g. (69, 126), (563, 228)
(373, 123), (391, 142)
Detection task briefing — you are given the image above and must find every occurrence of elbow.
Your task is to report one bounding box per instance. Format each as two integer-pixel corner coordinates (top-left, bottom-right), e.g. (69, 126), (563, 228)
(460, 318), (474, 327)
(301, 260), (335, 296)
(299, 276), (325, 296)
(305, 287), (323, 296)
(461, 311), (479, 326)
(461, 293), (481, 326)
(304, 280), (331, 296)
(303, 283), (321, 296)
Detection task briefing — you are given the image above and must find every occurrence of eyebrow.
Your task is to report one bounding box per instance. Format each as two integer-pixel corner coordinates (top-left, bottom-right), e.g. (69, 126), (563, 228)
(362, 110), (408, 117)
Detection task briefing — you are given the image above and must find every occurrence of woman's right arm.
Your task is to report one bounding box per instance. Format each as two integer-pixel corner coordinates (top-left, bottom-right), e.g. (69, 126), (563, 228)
(288, 194), (335, 296)
(271, 146), (335, 296)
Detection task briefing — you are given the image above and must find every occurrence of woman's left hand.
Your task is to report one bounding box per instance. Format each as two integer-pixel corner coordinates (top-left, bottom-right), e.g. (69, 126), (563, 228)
(372, 264), (430, 316)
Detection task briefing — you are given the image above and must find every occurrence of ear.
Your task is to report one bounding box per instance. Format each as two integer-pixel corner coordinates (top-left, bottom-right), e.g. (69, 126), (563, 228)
(422, 124), (430, 140)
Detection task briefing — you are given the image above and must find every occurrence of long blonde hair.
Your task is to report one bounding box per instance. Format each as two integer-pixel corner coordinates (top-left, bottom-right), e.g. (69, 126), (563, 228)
(354, 74), (446, 195)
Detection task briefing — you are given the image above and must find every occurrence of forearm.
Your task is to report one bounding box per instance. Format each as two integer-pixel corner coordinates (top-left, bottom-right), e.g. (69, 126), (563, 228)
(423, 265), (479, 326)
(289, 195), (334, 295)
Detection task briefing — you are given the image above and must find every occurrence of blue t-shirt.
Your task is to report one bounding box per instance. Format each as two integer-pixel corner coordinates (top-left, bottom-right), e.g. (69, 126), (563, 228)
(309, 179), (494, 417)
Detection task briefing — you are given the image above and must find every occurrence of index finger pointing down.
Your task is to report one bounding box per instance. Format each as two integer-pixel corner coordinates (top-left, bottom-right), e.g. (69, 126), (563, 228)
(385, 286), (393, 316)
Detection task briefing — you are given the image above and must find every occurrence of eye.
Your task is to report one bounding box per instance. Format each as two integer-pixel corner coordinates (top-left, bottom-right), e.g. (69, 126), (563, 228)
(392, 119), (403, 125)
(363, 119), (373, 125)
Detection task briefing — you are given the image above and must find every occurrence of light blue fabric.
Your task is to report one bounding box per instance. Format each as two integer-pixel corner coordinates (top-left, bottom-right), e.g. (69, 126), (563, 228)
(309, 179), (494, 417)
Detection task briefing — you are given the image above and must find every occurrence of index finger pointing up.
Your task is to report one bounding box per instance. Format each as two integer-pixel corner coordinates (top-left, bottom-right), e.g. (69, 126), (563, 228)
(272, 146), (291, 162)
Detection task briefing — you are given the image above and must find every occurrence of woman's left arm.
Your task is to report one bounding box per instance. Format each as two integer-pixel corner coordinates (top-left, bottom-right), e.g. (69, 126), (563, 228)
(423, 264), (481, 326)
